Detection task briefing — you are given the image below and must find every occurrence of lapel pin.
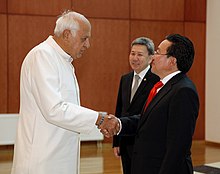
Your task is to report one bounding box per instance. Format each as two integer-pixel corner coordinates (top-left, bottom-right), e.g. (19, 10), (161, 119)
(144, 78), (146, 81)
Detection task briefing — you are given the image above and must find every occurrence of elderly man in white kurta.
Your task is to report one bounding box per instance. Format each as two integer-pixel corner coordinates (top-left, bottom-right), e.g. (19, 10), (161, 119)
(11, 11), (119, 174)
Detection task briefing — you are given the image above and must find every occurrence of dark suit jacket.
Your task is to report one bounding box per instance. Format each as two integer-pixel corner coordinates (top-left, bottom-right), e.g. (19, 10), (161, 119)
(113, 69), (159, 149)
(119, 73), (199, 174)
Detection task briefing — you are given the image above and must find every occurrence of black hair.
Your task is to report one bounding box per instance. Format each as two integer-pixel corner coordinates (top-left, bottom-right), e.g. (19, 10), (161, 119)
(166, 34), (195, 73)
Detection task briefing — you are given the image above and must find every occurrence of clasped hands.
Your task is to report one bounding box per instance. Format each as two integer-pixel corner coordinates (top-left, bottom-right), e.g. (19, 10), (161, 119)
(97, 114), (120, 138)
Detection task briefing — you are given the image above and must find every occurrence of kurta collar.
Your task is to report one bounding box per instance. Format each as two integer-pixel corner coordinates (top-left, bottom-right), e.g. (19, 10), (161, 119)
(45, 36), (73, 63)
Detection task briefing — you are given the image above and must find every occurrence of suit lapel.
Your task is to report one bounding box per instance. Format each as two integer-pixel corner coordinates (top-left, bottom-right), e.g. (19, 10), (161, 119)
(130, 70), (153, 105)
(138, 73), (185, 130)
(124, 72), (133, 107)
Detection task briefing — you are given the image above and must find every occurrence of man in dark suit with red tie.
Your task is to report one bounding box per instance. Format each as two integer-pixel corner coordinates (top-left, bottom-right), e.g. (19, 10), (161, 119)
(115, 34), (200, 174)
(112, 37), (159, 174)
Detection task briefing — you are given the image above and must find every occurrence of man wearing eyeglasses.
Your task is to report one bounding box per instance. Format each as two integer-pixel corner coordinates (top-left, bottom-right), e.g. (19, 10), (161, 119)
(101, 34), (199, 174)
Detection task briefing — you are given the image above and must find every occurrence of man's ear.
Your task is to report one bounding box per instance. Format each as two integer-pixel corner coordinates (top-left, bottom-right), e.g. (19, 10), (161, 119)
(63, 29), (71, 40)
(148, 55), (153, 64)
(170, 56), (177, 66)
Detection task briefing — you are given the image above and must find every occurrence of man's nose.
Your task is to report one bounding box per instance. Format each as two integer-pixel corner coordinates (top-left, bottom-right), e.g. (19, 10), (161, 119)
(84, 38), (90, 48)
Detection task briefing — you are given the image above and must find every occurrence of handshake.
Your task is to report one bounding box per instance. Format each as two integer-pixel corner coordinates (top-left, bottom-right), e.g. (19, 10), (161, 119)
(96, 113), (120, 138)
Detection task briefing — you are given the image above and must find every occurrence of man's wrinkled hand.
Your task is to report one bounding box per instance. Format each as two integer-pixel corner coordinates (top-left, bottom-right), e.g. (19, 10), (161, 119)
(99, 114), (120, 138)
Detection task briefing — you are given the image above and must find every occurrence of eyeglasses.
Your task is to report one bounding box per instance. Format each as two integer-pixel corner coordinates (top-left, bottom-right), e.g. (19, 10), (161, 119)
(154, 50), (167, 56)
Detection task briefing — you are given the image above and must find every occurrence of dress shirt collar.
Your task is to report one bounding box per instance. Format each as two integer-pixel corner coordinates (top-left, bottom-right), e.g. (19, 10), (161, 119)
(134, 65), (150, 81)
(161, 70), (181, 85)
(46, 36), (73, 63)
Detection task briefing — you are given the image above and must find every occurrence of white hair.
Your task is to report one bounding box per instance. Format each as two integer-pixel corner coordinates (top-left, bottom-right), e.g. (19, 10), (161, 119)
(54, 10), (90, 37)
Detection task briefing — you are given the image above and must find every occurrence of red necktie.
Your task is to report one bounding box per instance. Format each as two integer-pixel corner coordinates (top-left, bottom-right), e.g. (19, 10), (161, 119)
(144, 81), (164, 111)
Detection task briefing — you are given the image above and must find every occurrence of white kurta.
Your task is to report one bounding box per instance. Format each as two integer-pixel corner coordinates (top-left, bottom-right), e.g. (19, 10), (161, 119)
(11, 36), (99, 174)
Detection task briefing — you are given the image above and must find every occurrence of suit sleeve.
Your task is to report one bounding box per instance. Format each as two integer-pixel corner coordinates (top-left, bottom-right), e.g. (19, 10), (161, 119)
(159, 87), (199, 174)
(119, 114), (141, 136)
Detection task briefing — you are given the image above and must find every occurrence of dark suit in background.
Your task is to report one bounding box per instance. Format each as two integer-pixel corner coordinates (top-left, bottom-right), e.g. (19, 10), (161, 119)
(113, 69), (159, 174)
(112, 37), (158, 174)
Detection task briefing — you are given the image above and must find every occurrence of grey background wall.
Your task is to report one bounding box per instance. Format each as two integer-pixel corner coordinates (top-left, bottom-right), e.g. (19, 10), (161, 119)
(206, 0), (220, 143)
